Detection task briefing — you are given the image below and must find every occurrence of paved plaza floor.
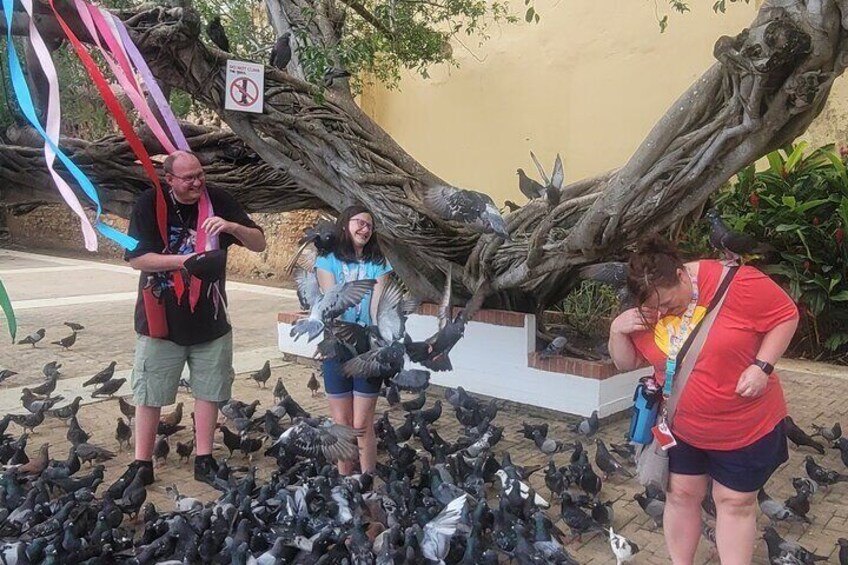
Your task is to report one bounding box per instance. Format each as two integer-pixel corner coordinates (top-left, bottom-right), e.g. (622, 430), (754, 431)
(0, 248), (846, 563)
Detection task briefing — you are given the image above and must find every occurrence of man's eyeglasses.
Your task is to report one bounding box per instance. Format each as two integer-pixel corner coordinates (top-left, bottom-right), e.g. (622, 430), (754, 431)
(349, 218), (373, 231)
(169, 171), (205, 183)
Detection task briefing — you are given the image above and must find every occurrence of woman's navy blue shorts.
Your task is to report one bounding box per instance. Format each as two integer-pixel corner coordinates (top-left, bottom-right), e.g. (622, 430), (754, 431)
(322, 359), (382, 399)
(669, 420), (788, 493)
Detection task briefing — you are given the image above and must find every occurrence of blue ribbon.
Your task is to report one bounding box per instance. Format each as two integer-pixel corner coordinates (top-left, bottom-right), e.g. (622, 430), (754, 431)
(2, 0), (138, 251)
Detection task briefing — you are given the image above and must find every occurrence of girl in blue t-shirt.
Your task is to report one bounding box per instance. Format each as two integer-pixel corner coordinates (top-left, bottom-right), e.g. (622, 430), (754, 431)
(315, 204), (392, 475)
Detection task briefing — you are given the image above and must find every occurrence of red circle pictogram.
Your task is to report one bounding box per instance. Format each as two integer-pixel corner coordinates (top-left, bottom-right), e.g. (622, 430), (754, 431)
(229, 76), (259, 106)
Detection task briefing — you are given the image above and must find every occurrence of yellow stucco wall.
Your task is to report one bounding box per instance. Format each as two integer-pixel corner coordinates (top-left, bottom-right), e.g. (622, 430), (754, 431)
(360, 0), (848, 204)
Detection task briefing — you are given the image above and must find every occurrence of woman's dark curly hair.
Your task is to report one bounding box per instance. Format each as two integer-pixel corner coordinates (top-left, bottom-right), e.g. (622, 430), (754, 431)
(334, 204), (386, 265)
(626, 233), (685, 305)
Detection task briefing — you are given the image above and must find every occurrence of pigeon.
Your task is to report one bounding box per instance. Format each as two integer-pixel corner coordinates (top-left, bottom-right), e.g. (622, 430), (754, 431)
(270, 32), (292, 70)
(401, 392), (426, 412)
(519, 421), (549, 440)
(92, 378), (126, 398)
(115, 418), (132, 451)
(595, 439), (634, 479)
(290, 278), (376, 342)
(294, 267), (321, 311)
(517, 168), (545, 200)
(286, 218), (338, 275)
(812, 422), (842, 444)
(21, 389), (64, 413)
(29, 374), (58, 397)
(784, 488), (812, 523)
(805, 455), (848, 487)
(83, 361), (117, 387)
(45, 396), (82, 423)
(323, 66), (351, 87)
(118, 396), (136, 421)
(578, 261), (633, 307)
(529, 150), (565, 207)
(17, 328), (45, 347)
(270, 417), (363, 462)
(540, 336), (567, 358)
(424, 185), (510, 239)
(609, 527), (640, 565)
(51, 331), (77, 349)
(307, 373), (321, 396)
(834, 437), (848, 468)
(249, 361), (271, 388)
(837, 538), (848, 565)
(705, 208), (774, 263)
(503, 200), (521, 213)
(634, 491), (664, 528)
(176, 439), (194, 463)
(532, 429), (573, 456)
(758, 488), (810, 524)
(785, 417), (825, 454)
(272, 378), (288, 403)
(153, 435), (170, 466)
(64, 321), (84, 331)
(762, 526), (828, 564)
(421, 494), (467, 563)
(559, 492), (605, 540)
(206, 16), (230, 51)
(496, 469), (550, 508)
(165, 484), (202, 512)
(42, 361), (61, 378)
(570, 410), (600, 436)
(792, 476), (818, 496)
(405, 267), (465, 371)
(0, 369), (17, 383)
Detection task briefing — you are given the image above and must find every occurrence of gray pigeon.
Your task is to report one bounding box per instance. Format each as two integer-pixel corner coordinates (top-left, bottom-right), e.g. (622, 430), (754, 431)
(290, 278), (376, 342)
(570, 410), (600, 436)
(323, 66), (351, 87)
(424, 185), (510, 240)
(517, 168), (544, 200)
(609, 527), (640, 564)
(92, 378), (127, 398)
(421, 494), (468, 562)
(17, 328), (45, 347)
(540, 336), (567, 358)
(705, 208), (774, 263)
(758, 488), (810, 524)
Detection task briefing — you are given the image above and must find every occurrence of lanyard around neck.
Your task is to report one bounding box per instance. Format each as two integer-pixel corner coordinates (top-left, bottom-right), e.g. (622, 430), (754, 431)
(663, 269), (699, 398)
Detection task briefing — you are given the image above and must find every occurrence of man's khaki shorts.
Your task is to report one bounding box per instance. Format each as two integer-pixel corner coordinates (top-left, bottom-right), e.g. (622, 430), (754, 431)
(130, 332), (234, 407)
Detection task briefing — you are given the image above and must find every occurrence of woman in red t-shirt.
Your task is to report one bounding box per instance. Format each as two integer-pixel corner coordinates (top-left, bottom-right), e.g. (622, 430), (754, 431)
(609, 234), (798, 565)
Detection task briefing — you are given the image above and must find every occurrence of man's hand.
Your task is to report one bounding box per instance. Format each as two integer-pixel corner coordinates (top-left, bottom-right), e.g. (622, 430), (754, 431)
(735, 364), (769, 398)
(201, 216), (235, 237)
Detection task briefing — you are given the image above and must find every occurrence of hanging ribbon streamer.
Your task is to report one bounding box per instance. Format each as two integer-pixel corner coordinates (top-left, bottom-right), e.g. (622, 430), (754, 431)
(17, 0), (98, 250)
(0, 279), (16, 343)
(110, 14), (190, 150)
(48, 0), (168, 248)
(2, 0), (137, 251)
(74, 0), (177, 154)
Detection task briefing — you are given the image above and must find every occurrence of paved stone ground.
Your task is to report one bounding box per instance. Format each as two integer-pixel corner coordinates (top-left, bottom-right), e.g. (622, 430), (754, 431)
(0, 248), (846, 563)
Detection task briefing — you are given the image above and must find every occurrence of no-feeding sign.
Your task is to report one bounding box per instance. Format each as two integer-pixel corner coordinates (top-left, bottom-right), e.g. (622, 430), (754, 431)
(225, 60), (264, 113)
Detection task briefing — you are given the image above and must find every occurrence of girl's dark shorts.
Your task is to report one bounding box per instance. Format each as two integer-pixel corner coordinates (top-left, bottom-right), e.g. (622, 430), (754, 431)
(668, 420), (788, 492)
(322, 359), (382, 399)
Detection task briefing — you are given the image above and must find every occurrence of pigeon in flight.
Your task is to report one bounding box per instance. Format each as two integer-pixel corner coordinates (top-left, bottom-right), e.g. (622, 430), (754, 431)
(424, 185), (510, 240)
(290, 277), (376, 342)
(529, 150), (565, 207)
(406, 266), (465, 372)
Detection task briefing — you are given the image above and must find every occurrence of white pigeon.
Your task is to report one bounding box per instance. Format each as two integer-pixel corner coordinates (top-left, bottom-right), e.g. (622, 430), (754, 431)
(421, 494), (468, 563)
(609, 527), (640, 565)
(495, 469), (550, 508)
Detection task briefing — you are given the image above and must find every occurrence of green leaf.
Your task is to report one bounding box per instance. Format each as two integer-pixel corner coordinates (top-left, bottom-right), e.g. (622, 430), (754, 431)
(832, 290), (848, 302)
(766, 150), (785, 175)
(525, 7), (535, 22)
(793, 198), (830, 214)
(781, 195), (797, 209)
(775, 224), (800, 233)
(824, 333), (848, 351)
(785, 141), (809, 173)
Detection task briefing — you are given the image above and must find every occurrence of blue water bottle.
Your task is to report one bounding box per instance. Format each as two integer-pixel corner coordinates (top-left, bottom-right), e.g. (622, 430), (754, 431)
(629, 377), (661, 444)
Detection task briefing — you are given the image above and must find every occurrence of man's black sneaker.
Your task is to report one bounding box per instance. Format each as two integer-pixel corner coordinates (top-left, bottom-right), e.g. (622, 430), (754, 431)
(194, 455), (222, 490)
(106, 460), (153, 499)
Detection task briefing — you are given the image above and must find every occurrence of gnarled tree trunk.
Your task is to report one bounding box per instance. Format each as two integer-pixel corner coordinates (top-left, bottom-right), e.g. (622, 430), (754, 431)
(1, 0), (846, 315)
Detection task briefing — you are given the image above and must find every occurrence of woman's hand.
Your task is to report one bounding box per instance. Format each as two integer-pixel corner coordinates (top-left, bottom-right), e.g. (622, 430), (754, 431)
(736, 365), (770, 398)
(611, 307), (656, 336)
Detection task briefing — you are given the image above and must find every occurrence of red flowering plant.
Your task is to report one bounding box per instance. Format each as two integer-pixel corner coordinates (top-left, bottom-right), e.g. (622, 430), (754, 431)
(679, 142), (848, 362)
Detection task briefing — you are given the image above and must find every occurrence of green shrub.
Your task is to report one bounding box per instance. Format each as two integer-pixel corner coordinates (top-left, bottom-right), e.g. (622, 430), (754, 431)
(679, 142), (848, 363)
(552, 281), (620, 340)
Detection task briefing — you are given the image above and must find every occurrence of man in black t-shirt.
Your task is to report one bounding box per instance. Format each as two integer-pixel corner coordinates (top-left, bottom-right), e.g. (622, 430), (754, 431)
(111, 151), (266, 492)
